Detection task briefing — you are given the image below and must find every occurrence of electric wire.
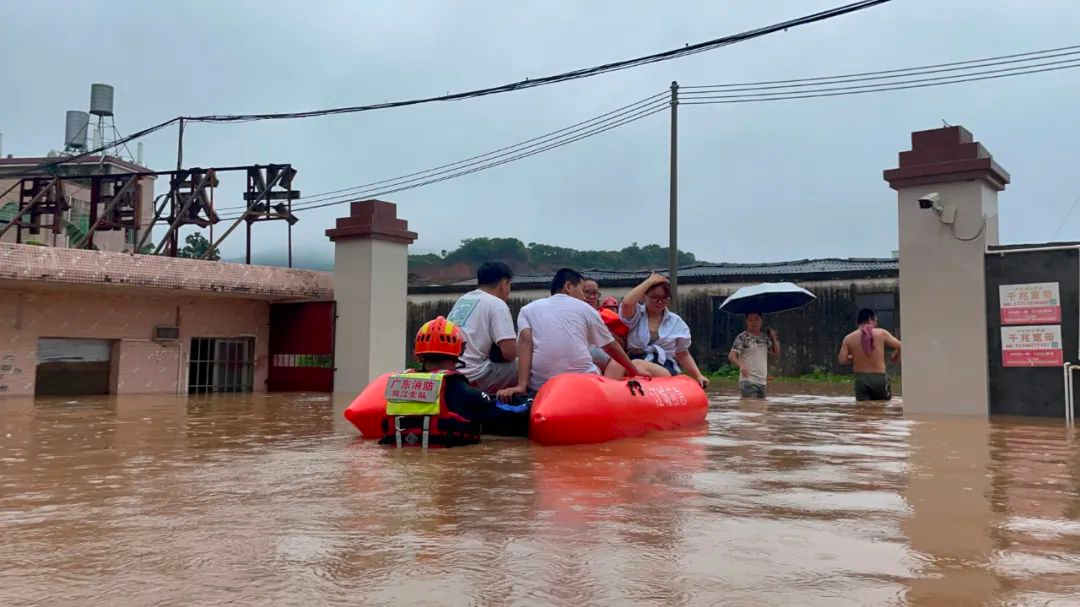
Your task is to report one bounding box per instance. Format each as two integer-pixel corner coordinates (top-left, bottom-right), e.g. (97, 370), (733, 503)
(215, 44), (1080, 217)
(213, 92), (668, 212)
(212, 102), (669, 220)
(682, 43), (1080, 90)
(183, 0), (890, 125)
(0, 0), (889, 177)
(679, 55), (1080, 101)
(680, 60), (1080, 105)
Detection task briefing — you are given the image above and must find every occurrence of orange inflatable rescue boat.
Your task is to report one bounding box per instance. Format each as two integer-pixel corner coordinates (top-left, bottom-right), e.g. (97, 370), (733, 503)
(343, 373), (708, 446)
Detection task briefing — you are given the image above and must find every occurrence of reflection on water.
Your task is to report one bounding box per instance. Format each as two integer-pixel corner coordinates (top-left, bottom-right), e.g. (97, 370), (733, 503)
(1, 391), (1078, 606)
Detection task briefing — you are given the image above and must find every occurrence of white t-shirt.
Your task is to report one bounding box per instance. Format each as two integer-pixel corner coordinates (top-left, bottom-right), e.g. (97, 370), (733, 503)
(446, 289), (516, 381)
(518, 294), (614, 391)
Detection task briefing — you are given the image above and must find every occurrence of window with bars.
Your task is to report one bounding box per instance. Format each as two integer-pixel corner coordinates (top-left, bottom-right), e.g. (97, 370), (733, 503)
(188, 337), (255, 394)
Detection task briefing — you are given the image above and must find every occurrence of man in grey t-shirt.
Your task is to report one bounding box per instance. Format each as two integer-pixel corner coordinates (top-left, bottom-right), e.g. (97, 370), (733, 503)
(728, 312), (780, 398)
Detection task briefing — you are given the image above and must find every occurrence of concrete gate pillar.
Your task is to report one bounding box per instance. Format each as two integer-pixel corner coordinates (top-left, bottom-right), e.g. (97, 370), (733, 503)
(326, 200), (417, 395)
(883, 126), (1010, 415)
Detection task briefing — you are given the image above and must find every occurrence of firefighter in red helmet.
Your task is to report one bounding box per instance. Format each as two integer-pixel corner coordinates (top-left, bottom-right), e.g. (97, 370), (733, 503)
(380, 316), (528, 447)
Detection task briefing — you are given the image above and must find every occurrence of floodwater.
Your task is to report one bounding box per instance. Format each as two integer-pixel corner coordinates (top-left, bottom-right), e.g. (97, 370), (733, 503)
(1, 390), (1078, 607)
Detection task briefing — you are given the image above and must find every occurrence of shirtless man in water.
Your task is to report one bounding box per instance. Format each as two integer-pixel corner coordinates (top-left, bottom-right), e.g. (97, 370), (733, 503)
(838, 308), (902, 401)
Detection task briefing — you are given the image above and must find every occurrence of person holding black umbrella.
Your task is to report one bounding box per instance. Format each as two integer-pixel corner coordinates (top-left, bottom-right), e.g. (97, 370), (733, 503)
(728, 313), (781, 398)
(719, 282), (814, 399)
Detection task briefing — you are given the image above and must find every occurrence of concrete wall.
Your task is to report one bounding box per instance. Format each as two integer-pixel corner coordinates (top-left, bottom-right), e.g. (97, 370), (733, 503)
(895, 175), (1001, 413)
(885, 126), (1009, 415)
(0, 288), (269, 396)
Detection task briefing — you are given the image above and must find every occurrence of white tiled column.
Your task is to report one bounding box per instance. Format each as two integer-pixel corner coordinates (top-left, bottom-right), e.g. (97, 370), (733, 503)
(326, 200), (417, 395)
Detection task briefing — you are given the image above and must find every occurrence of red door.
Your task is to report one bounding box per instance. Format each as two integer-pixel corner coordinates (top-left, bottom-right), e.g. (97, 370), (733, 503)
(268, 302), (336, 392)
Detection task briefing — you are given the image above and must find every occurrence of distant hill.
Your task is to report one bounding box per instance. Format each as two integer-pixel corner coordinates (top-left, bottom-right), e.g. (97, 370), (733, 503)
(408, 238), (700, 282)
(230, 237), (702, 283)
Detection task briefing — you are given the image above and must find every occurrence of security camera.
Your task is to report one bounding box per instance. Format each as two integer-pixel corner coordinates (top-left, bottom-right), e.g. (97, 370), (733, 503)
(918, 192), (940, 210)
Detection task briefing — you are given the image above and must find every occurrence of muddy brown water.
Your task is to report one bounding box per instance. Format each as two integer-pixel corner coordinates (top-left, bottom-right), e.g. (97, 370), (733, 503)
(1, 389), (1078, 606)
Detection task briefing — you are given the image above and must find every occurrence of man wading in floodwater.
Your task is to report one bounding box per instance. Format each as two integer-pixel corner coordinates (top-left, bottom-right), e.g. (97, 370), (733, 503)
(838, 308), (902, 401)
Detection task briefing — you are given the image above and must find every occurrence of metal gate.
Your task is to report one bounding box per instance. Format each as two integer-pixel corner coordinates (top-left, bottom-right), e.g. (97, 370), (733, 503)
(268, 301), (336, 392)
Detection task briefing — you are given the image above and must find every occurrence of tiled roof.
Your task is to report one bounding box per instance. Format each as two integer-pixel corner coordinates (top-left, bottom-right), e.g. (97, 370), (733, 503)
(430, 258), (898, 290)
(0, 243), (333, 301)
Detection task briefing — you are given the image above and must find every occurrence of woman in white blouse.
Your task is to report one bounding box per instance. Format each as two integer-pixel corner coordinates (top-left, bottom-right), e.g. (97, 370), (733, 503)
(612, 273), (709, 388)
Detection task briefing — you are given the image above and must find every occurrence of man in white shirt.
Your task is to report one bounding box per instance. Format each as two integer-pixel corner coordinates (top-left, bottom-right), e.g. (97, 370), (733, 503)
(497, 268), (638, 400)
(446, 262), (518, 393)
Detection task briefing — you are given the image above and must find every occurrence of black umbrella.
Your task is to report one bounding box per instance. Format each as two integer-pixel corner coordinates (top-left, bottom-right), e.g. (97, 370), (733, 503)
(719, 282), (816, 315)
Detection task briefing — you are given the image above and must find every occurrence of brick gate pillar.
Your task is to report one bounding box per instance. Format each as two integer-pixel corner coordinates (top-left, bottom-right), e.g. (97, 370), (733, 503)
(326, 200), (417, 395)
(884, 126), (1010, 415)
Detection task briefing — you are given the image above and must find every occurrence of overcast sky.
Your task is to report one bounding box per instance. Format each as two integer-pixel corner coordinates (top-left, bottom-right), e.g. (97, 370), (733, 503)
(2, 0), (1079, 266)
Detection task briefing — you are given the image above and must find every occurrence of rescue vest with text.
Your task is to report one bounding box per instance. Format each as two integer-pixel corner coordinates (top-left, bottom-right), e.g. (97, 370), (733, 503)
(379, 370), (481, 448)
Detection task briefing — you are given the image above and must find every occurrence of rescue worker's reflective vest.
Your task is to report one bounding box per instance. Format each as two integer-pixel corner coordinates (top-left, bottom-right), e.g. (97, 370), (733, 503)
(378, 370), (481, 449)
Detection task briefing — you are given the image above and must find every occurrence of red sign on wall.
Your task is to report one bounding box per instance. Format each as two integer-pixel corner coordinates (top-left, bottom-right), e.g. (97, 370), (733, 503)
(1001, 325), (1063, 367)
(999, 282), (1061, 325)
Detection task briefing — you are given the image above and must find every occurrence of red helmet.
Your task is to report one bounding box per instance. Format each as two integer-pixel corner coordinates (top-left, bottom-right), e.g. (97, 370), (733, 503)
(414, 316), (465, 358)
(600, 296), (619, 309)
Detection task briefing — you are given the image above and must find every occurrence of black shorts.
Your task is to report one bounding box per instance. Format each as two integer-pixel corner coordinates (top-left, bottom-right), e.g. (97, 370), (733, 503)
(854, 373), (891, 401)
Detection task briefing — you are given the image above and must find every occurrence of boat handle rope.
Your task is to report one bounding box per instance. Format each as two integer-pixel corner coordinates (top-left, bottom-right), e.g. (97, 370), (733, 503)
(626, 379), (645, 396)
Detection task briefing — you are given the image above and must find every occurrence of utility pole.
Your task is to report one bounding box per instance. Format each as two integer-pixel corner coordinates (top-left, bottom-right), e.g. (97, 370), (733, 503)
(668, 81), (679, 304)
(170, 118), (185, 257)
(176, 118), (184, 173)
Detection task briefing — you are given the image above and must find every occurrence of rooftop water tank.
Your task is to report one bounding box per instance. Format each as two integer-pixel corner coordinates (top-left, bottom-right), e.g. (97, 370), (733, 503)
(65, 110), (90, 150)
(89, 83), (114, 116)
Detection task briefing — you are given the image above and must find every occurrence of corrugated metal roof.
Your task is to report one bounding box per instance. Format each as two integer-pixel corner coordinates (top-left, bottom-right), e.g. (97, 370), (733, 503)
(435, 258), (898, 289)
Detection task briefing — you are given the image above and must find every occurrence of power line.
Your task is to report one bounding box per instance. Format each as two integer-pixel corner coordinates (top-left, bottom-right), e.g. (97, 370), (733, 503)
(213, 102), (669, 220)
(680, 55), (1080, 101)
(0, 117), (179, 178)
(680, 59), (1080, 105)
(214, 92), (668, 212)
(183, 0), (891, 125)
(219, 43), (1080, 216)
(1, 0), (889, 179)
(218, 102), (669, 219)
(1052, 191), (1080, 241)
(683, 43), (1080, 90)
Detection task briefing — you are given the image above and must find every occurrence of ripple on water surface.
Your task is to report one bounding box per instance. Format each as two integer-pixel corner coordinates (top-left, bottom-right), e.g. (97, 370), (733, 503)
(0, 390), (1077, 606)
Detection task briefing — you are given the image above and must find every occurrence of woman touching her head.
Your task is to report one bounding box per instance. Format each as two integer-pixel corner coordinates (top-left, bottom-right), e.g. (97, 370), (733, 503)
(611, 273), (709, 389)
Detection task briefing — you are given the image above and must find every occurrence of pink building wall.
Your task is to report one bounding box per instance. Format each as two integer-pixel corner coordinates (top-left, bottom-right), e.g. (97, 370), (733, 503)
(0, 242), (335, 397)
(0, 289), (270, 396)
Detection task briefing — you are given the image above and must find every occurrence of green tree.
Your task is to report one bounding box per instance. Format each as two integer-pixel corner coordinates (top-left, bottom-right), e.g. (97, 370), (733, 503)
(408, 238), (702, 275)
(444, 237), (528, 267)
(177, 233), (220, 261)
(407, 252), (444, 268)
